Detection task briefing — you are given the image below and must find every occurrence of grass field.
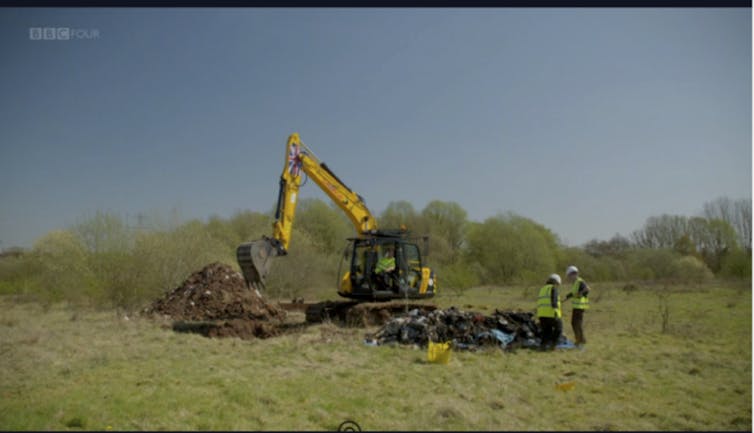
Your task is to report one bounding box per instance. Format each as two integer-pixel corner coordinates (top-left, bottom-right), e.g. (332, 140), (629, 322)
(0, 281), (751, 431)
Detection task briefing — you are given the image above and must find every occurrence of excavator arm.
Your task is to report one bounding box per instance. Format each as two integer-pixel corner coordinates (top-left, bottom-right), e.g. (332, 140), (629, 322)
(237, 133), (377, 290)
(273, 133), (377, 251)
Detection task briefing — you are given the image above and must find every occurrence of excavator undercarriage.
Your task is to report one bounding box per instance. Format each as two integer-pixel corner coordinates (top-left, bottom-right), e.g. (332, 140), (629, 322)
(278, 299), (438, 326)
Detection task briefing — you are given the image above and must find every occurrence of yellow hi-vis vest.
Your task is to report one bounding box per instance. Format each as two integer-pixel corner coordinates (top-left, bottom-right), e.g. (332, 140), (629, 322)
(537, 284), (561, 319)
(375, 257), (395, 274)
(571, 277), (590, 310)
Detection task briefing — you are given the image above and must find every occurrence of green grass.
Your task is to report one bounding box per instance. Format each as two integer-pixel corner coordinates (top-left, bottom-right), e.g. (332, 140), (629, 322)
(0, 282), (750, 431)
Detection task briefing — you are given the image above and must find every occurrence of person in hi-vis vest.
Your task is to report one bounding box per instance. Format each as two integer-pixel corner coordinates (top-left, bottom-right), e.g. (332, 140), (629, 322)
(536, 273), (563, 351)
(564, 265), (590, 347)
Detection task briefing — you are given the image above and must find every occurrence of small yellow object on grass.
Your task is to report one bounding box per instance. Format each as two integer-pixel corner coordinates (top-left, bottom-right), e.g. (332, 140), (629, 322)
(427, 341), (451, 364)
(555, 381), (576, 391)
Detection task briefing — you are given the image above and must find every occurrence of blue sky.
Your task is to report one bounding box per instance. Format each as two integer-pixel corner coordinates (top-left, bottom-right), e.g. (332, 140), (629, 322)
(0, 8), (750, 248)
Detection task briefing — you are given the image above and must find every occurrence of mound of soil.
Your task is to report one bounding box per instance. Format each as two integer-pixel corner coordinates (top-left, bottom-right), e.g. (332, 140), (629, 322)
(144, 263), (285, 326)
(171, 319), (282, 339)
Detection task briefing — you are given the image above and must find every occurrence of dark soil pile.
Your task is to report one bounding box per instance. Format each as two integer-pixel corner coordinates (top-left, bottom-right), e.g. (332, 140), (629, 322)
(144, 262), (286, 339)
(171, 318), (283, 339)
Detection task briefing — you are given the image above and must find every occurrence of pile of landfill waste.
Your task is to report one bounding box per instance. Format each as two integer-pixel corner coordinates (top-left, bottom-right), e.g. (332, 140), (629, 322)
(144, 262), (286, 339)
(145, 262), (285, 323)
(365, 306), (571, 351)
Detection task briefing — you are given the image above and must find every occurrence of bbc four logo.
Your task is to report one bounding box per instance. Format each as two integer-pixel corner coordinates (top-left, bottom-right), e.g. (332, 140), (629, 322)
(29, 27), (99, 40)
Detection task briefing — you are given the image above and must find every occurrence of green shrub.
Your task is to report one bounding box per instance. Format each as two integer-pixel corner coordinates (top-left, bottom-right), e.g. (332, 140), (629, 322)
(205, 214), (243, 251)
(3, 197), (746, 309)
(126, 221), (235, 307)
(557, 248), (628, 282)
(30, 230), (100, 304)
(437, 260), (481, 294)
(0, 253), (42, 296)
(266, 228), (341, 299)
(720, 248), (752, 279)
(465, 213), (558, 285)
(625, 249), (680, 281)
(228, 210), (274, 245)
(295, 199), (354, 255)
(621, 249), (714, 282)
(425, 235), (454, 267)
(673, 255), (714, 282)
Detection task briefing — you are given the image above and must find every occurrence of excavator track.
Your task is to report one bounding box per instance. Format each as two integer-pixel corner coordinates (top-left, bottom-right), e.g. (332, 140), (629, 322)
(278, 300), (437, 327)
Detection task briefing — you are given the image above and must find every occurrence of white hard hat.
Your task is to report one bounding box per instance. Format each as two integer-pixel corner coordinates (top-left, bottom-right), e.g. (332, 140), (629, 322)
(566, 265), (579, 276)
(549, 273), (562, 285)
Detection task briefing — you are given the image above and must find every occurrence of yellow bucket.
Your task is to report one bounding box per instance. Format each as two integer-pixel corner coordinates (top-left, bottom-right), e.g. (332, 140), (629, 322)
(427, 341), (452, 364)
(555, 381), (576, 391)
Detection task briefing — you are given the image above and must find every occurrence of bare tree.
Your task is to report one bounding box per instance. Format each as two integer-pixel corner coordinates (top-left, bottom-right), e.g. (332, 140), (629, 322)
(380, 201), (420, 231)
(632, 211), (739, 272)
(421, 200), (468, 252)
(632, 214), (689, 249)
(584, 234), (632, 257)
(736, 198), (752, 251)
(703, 197), (752, 251)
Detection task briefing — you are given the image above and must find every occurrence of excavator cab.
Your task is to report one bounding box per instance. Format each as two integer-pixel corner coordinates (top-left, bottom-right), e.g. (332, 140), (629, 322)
(337, 231), (436, 301)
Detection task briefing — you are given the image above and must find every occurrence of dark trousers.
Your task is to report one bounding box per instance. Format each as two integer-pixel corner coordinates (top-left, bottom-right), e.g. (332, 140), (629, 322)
(539, 317), (562, 349)
(571, 309), (586, 345)
(376, 272), (396, 292)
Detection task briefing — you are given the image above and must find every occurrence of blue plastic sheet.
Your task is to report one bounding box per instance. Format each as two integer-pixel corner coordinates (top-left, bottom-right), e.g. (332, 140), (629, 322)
(475, 329), (515, 348)
(555, 338), (576, 350)
(476, 329), (516, 347)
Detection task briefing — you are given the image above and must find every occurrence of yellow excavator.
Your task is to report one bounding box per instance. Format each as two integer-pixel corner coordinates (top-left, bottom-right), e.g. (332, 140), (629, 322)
(236, 133), (437, 322)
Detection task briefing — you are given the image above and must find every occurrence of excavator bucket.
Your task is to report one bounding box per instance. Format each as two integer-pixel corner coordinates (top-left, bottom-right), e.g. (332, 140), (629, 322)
(236, 238), (281, 291)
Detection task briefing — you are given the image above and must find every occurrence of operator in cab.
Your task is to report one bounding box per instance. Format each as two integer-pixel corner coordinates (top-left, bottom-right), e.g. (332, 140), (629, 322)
(374, 247), (397, 291)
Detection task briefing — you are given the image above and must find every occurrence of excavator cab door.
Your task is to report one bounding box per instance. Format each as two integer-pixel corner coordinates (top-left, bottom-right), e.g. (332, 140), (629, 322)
(342, 239), (377, 294)
(399, 242), (423, 290)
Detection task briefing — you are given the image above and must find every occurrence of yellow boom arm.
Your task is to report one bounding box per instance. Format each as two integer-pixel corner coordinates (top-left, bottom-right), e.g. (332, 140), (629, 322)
(272, 133), (378, 252)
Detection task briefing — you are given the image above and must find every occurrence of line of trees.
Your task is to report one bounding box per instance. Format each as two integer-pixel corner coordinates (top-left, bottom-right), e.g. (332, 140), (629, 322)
(0, 196), (750, 308)
(628, 197), (751, 277)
